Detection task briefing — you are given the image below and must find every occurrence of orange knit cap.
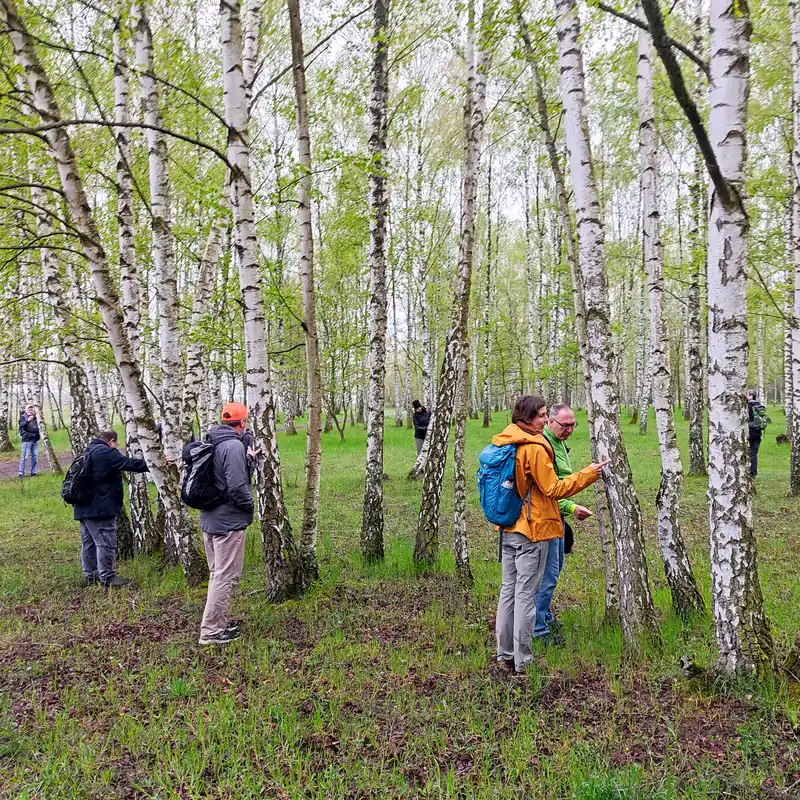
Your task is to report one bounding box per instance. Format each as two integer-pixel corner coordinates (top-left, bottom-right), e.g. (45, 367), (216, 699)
(221, 402), (249, 423)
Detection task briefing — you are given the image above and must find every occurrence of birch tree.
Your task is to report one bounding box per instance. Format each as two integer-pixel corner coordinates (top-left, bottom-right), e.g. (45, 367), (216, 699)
(555, 0), (657, 645)
(288, 0), (322, 583)
(790, 0), (800, 495)
(360, 0), (391, 564)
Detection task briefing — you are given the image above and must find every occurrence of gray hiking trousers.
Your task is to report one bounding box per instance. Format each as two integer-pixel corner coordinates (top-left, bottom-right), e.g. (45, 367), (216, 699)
(495, 532), (550, 671)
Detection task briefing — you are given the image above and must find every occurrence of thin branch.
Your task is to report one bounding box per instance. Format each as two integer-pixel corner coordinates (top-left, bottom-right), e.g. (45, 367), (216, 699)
(594, 1), (710, 78)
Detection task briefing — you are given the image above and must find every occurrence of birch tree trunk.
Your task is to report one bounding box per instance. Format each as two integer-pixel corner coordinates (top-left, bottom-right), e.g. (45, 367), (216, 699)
(115, 18), (156, 552)
(414, 0), (488, 565)
(288, 0), (322, 582)
(0, 371), (13, 452)
(554, 0), (657, 645)
(790, 0), (800, 495)
(392, 269), (403, 428)
(524, 159), (537, 386)
(481, 155), (493, 428)
(134, 2), (183, 464)
(2, 0), (207, 585)
(707, 0), (773, 672)
(221, 0), (303, 599)
(637, 283), (649, 435)
(360, 0), (391, 563)
(452, 352), (472, 585)
(638, 27), (703, 617)
(786, 198), (794, 440)
(756, 315), (766, 403)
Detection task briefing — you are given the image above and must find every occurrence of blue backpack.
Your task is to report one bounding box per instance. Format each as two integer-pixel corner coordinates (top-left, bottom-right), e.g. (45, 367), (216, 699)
(477, 443), (527, 528)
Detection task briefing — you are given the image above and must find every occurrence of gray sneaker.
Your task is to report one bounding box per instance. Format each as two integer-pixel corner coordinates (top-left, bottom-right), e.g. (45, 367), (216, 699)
(103, 576), (134, 590)
(199, 629), (242, 646)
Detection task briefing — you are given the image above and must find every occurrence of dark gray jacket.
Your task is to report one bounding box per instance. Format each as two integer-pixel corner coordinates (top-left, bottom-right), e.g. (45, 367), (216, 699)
(199, 425), (254, 535)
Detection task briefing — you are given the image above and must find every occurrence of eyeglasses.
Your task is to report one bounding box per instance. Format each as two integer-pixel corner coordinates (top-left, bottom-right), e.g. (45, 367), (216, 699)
(551, 418), (578, 430)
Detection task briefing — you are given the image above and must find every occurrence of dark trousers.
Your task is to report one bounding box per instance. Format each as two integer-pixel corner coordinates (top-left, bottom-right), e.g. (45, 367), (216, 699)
(80, 517), (117, 584)
(749, 436), (761, 477)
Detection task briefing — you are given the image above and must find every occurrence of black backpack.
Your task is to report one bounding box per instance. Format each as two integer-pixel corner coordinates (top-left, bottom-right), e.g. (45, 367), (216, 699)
(180, 439), (225, 510)
(61, 450), (93, 505)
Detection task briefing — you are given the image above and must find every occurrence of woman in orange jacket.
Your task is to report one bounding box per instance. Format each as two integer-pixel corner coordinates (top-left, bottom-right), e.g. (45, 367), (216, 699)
(495, 395), (608, 675)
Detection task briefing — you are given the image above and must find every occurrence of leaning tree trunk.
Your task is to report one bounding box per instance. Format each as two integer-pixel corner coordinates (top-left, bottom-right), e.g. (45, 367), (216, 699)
(516, 8), (619, 622)
(414, 0), (489, 565)
(637, 26), (703, 617)
(2, 0), (207, 585)
(554, 0), (657, 646)
(134, 2), (183, 465)
(288, 0), (322, 583)
(452, 351), (473, 586)
(705, 0), (773, 673)
(360, 0), (391, 564)
(221, 0), (302, 600)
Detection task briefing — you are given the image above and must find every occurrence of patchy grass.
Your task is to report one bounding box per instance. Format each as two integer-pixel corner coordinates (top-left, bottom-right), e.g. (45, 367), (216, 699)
(0, 409), (798, 798)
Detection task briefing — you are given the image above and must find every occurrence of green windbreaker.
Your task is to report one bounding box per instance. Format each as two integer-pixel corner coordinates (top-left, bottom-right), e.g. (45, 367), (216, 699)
(543, 424), (578, 516)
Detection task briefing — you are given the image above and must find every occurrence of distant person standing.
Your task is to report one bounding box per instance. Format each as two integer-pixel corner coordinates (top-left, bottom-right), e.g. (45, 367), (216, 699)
(18, 405), (40, 477)
(74, 430), (149, 588)
(747, 389), (768, 478)
(198, 403), (254, 646)
(412, 400), (430, 454)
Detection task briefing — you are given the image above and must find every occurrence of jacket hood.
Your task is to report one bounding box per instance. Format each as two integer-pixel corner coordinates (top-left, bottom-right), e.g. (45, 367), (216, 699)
(492, 423), (548, 447)
(207, 424), (244, 444)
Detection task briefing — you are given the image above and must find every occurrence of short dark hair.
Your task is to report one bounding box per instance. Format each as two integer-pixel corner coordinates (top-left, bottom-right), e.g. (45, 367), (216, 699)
(412, 399), (422, 409)
(549, 403), (572, 418)
(512, 395), (546, 425)
(99, 430), (118, 443)
(747, 389), (757, 400)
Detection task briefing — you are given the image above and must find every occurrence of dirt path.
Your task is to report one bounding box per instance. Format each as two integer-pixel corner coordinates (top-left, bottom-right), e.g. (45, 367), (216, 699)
(0, 450), (72, 480)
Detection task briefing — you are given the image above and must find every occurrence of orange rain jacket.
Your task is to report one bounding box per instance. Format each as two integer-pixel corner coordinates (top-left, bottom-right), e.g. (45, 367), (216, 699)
(491, 423), (599, 543)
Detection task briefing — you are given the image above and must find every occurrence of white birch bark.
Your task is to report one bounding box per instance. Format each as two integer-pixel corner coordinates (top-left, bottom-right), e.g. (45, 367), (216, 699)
(481, 155), (493, 428)
(392, 271), (403, 428)
(2, 0), (206, 585)
(638, 26), (703, 616)
(134, 2), (182, 464)
(791, 0), (800, 494)
(287, 0), (322, 581)
(555, 0), (656, 645)
(414, 0), (488, 564)
(221, 0), (302, 599)
(524, 159), (537, 386)
(0, 370), (13, 452)
(708, 0), (773, 672)
(242, 0), (261, 113)
(756, 315), (766, 404)
(360, 0), (391, 563)
(786, 196), (794, 439)
(452, 351), (472, 585)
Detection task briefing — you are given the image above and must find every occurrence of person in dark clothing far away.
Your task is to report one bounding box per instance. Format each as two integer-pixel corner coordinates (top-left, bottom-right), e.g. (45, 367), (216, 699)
(18, 405), (40, 477)
(74, 430), (149, 588)
(412, 399), (430, 454)
(198, 402), (254, 646)
(747, 389), (768, 478)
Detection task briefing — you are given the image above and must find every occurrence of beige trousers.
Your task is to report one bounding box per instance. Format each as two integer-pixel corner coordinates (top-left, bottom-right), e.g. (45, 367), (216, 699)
(200, 530), (245, 637)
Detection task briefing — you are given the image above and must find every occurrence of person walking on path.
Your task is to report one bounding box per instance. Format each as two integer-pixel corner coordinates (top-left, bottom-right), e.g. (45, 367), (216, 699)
(198, 402), (254, 646)
(18, 405), (40, 477)
(74, 430), (149, 588)
(493, 395), (606, 675)
(533, 403), (594, 645)
(747, 389), (768, 478)
(412, 400), (430, 454)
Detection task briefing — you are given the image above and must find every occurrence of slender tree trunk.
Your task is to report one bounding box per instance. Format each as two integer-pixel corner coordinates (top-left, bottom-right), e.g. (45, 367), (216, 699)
(221, 0), (302, 599)
(524, 158), (537, 387)
(360, 0), (391, 563)
(414, 0), (489, 565)
(288, 0), (323, 582)
(392, 268), (403, 428)
(0, 370), (13, 452)
(3, 0), (207, 585)
(756, 315), (766, 404)
(554, 0), (657, 646)
(791, 0), (800, 494)
(134, 2), (182, 464)
(452, 351), (472, 585)
(481, 155), (493, 428)
(786, 196), (794, 440)
(637, 278), (649, 435)
(706, 0), (773, 673)
(638, 26), (703, 616)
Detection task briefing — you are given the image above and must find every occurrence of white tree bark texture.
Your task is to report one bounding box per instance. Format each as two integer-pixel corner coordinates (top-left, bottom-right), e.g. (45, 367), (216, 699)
(791, 0), (800, 494)
(288, 0), (322, 584)
(2, 0), (207, 586)
(555, 0), (656, 645)
(637, 26), (703, 617)
(222, 0), (302, 600)
(360, 0), (391, 564)
(708, 0), (773, 673)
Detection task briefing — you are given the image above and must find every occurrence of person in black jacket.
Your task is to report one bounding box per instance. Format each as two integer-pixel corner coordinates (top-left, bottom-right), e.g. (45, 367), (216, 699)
(412, 400), (430, 454)
(74, 430), (149, 588)
(18, 405), (40, 477)
(747, 389), (768, 478)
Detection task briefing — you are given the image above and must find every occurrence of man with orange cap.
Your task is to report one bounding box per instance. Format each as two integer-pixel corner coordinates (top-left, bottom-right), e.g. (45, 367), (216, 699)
(198, 402), (254, 646)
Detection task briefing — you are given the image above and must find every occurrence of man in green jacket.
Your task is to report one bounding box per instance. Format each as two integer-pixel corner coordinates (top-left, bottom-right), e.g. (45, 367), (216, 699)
(533, 403), (593, 643)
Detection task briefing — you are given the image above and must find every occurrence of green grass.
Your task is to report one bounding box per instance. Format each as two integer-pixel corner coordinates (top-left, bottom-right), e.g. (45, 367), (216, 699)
(0, 409), (798, 798)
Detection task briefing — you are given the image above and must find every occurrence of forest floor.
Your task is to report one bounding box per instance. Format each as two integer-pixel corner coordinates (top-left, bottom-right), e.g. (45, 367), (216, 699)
(0, 411), (799, 799)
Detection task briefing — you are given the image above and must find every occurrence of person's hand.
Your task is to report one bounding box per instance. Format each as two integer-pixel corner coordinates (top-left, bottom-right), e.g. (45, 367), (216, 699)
(247, 446), (263, 459)
(590, 460), (611, 477)
(573, 505), (593, 520)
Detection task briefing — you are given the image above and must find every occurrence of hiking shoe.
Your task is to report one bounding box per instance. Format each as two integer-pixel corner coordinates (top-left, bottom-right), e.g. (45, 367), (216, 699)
(103, 577), (134, 590)
(83, 574), (99, 587)
(495, 658), (515, 674)
(199, 629), (242, 646)
(225, 619), (242, 634)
